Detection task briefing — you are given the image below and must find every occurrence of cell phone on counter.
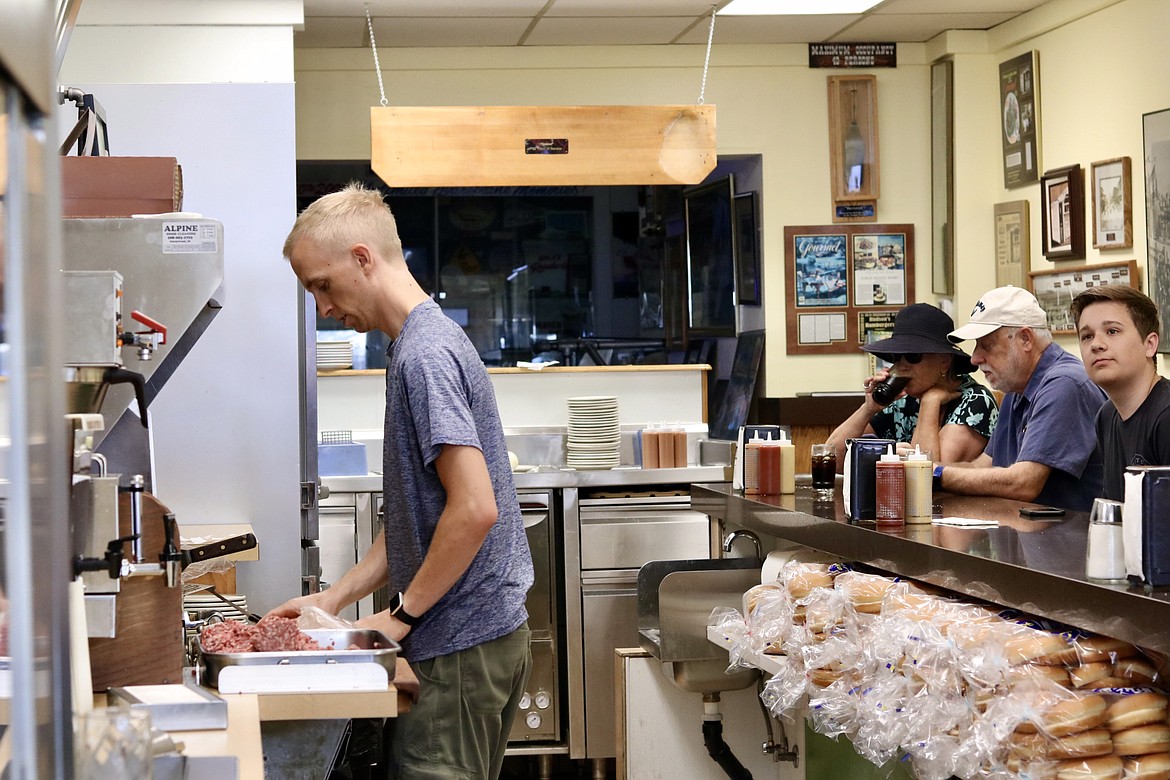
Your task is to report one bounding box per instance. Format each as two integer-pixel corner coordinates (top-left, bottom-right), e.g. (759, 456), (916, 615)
(1019, 506), (1065, 518)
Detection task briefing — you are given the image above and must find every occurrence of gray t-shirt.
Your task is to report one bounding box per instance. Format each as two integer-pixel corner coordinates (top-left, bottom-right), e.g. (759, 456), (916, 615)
(382, 300), (532, 662)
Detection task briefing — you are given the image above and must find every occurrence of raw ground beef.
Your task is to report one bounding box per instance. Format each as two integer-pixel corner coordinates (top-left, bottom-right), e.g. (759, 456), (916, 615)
(253, 615), (322, 652)
(199, 616), (322, 653)
(199, 620), (257, 653)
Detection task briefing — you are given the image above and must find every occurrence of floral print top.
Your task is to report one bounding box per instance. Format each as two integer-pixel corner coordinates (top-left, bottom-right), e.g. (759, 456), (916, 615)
(869, 375), (998, 445)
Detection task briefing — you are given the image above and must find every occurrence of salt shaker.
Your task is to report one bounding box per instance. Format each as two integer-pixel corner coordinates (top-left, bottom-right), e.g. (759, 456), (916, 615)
(1085, 498), (1126, 582)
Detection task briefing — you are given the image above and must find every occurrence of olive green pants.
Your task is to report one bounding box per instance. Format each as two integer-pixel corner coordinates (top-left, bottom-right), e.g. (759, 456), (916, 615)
(390, 624), (532, 779)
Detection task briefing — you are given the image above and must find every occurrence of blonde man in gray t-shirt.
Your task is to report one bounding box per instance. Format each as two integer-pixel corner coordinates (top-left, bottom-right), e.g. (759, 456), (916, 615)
(271, 183), (533, 779)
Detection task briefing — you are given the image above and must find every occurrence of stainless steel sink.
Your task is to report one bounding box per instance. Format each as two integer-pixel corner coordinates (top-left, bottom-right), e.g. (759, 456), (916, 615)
(637, 558), (762, 693)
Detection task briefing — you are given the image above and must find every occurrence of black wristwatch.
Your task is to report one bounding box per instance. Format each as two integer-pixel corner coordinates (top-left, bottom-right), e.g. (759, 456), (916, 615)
(933, 464), (945, 493)
(388, 591), (421, 627)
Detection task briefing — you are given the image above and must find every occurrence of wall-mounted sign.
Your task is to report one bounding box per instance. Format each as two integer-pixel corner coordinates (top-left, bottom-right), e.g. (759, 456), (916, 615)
(525, 138), (568, 155)
(809, 43), (896, 69)
(835, 203), (876, 222)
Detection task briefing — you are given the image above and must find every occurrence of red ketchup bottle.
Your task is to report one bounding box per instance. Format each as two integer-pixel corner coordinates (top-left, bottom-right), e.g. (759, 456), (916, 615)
(875, 444), (905, 526)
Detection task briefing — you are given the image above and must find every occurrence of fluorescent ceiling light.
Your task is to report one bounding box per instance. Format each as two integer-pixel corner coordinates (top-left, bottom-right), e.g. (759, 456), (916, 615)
(719, 0), (881, 14)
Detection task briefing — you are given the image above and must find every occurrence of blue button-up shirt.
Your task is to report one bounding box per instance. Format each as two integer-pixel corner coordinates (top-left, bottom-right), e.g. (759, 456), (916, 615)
(985, 342), (1106, 511)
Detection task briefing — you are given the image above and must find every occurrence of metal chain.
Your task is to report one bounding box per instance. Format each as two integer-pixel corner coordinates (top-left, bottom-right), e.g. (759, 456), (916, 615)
(365, 3), (389, 107)
(697, 4), (717, 105)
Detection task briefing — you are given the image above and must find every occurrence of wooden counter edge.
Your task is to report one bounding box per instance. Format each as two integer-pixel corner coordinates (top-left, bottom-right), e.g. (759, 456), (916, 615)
(168, 693), (264, 779)
(247, 684), (404, 721)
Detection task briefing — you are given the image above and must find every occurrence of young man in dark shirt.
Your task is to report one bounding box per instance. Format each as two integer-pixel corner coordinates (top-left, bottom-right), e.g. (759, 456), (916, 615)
(1072, 285), (1170, 500)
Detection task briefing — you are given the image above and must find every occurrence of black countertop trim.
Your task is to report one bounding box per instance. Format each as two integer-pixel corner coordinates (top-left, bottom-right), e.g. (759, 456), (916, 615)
(693, 481), (1170, 657)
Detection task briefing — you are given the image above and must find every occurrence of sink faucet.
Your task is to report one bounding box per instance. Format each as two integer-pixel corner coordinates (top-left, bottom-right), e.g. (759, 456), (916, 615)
(722, 529), (762, 560)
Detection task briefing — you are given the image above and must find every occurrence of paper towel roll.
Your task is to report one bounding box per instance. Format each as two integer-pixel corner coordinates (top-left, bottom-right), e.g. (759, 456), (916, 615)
(760, 547), (847, 585)
(761, 550), (794, 585)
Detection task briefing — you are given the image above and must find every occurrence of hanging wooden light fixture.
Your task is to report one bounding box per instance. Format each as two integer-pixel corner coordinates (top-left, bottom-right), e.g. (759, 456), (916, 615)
(364, 6), (719, 188)
(370, 104), (716, 187)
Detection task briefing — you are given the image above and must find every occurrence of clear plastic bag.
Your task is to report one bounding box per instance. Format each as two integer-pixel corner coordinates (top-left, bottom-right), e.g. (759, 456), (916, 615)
(295, 604), (356, 630)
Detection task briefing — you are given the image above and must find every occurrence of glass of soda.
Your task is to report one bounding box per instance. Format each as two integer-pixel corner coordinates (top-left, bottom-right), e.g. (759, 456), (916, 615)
(810, 444), (837, 497)
(871, 369), (911, 407)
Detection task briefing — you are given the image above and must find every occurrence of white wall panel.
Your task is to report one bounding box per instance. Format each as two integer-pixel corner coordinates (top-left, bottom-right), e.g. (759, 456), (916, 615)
(55, 83), (301, 613)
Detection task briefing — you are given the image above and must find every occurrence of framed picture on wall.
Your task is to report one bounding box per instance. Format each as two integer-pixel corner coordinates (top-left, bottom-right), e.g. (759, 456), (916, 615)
(1091, 157), (1133, 249)
(1145, 108), (1170, 352)
(1028, 260), (1139, 334)
(994, 200), (1030, 288)
(791, 231), (849, 308)
(827, 75), (879, 209)
(1040, 164), (1085, 260)
(851, 233), (906, 306)
(999, 51), (1042, 188)
(783, 223), (915, 355)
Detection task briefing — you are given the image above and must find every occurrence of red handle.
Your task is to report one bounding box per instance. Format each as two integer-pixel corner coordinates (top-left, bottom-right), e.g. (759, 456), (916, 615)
(131, 310), (167, 345)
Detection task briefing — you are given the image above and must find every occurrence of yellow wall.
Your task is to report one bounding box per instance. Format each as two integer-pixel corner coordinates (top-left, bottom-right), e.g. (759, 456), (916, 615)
(293, 0), (1168, 396)
(942, 0), (1170, 343)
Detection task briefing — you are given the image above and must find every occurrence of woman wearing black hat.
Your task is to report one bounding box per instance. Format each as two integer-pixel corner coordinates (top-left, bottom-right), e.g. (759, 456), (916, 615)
(825, 303), (999, 471)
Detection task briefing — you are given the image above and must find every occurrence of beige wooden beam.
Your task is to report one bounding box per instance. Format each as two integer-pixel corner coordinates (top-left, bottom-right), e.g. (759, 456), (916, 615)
(370, 105), (716, 188)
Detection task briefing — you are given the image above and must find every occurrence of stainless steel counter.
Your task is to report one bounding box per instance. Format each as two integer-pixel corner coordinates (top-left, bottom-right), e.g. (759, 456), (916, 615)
(323, 466), (728, 495)
(513, 465), (728, 491)
(693, 480), (1170, 657)
(321, 474), (383, 493)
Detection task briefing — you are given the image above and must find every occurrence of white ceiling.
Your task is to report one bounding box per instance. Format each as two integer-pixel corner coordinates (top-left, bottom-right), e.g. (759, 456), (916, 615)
(297, 0), (1056, 48)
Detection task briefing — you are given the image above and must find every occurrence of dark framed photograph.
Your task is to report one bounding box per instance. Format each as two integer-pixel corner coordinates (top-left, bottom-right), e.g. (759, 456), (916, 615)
(1091, 157), (1132, 249)
(734, 192), (760, 305)
(1145, 108), (1170, 352)
(1040, 164), (1085, 260)
(999, 51), (1041, 188)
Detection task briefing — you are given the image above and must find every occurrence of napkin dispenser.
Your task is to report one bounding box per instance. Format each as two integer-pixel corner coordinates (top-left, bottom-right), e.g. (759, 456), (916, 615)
(1122, 466), (1170, 587)
(843, 436), (894, 520)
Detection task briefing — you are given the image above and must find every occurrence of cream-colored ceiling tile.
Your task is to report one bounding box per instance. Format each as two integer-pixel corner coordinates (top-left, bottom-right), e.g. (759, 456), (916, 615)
(370, 16), (534, 47)
(832, 13), (1014, 42)
(875, 0), (1048, 13)
(304, 0), (549, 17)
(675, 14), (860, 45)
(545, 0), (717, 16)
(525, 16), (698, 45)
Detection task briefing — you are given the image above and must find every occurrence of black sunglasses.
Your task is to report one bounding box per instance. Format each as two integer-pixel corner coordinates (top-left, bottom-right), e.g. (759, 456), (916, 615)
(896, 353), (923, 364)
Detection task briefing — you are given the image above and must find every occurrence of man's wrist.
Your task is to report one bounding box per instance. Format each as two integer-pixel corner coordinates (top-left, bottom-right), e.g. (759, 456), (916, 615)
(933, 464), (945, 493)
(388, 591), (421, 627)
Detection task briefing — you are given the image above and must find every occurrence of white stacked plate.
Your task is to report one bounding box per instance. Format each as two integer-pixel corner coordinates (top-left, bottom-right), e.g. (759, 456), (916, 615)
(316, 341), (353, 370)
(566, 395), (620, 470)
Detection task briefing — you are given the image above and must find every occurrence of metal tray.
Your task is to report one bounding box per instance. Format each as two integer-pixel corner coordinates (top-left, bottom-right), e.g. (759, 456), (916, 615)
(198, 628), (399, 689)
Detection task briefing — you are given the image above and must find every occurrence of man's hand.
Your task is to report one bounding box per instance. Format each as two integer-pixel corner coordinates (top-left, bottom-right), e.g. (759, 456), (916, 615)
(264, 590), (339, 621)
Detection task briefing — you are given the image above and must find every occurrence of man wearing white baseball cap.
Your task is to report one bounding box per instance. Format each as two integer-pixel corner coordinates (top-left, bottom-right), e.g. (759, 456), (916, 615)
(937, 285), (1107, 510)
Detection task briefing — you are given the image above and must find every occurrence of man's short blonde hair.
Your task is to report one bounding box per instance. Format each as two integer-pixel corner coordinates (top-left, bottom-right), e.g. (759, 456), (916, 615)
(283, 182), (403, 261)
